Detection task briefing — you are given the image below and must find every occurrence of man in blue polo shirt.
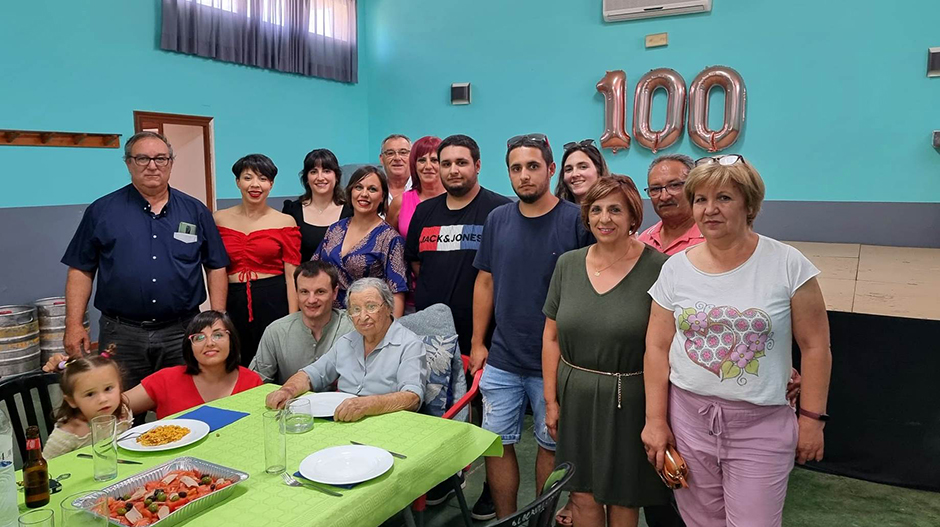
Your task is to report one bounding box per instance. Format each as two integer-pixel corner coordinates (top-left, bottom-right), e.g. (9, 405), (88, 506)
(61, 132), (229, 390)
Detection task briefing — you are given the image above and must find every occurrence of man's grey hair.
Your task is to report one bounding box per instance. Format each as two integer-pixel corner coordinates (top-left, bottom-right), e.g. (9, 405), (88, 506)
(124, 131), (175, 160)
(380, 134), (411, 153)
(347, 278), (394, 311)
(647, 154), (694, 179)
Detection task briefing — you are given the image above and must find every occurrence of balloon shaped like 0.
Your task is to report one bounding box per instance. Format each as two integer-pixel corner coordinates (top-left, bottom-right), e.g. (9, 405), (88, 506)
(596, 70), (631, 153)
(632, 68), (687, 153)
(687, 66), (746, 152)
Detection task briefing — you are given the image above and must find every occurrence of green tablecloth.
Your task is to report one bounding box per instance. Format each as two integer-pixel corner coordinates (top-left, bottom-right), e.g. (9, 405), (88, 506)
(19, 384), (502, 526)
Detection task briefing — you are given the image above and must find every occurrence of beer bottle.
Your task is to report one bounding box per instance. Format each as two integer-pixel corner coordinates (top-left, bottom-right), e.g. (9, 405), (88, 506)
(23, 426), (49, 508)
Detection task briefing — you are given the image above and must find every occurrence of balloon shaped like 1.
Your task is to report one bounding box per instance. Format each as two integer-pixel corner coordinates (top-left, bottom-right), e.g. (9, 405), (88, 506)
(596, 70), (631, 153)
(687, 66), (747, 152)
(633, 68), (687, 153)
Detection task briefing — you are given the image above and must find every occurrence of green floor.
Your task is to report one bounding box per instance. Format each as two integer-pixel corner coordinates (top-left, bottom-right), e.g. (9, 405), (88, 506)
(386, 416), (940, 527)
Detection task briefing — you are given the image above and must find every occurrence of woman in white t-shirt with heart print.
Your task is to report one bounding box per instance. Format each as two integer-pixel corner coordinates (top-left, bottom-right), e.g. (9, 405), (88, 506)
(641, 155), (832, 527)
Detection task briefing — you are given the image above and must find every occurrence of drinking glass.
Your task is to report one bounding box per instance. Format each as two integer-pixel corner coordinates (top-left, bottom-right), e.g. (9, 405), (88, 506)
(17, 510), (53, 527)
(90, 415), (117, 481)
(285, 398), (314, 434)
(263, 410), (286, 474)
(60, 491), (107, 526)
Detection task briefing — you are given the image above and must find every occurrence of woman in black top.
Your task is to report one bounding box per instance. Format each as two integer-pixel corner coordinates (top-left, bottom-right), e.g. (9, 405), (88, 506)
(282, 149), (353, 261)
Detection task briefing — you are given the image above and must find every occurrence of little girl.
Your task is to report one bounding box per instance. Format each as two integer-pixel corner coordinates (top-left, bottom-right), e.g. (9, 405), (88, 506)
(41, 348), (133, 459)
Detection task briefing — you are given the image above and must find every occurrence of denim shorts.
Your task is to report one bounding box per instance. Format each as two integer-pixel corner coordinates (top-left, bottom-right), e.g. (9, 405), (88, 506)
(480, 364), (556, 450)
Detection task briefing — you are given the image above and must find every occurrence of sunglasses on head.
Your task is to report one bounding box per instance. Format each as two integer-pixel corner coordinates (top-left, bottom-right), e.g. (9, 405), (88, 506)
(694, 154), (746, 167)
(507, 133), (549, 149)
(563, 139), (595, 151)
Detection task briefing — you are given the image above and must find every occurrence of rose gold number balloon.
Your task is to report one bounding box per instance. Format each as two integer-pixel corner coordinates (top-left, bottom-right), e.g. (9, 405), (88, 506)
(596, 70), (631, 153)
(632, 68), (687, 153)
(687, 66), (747, 152)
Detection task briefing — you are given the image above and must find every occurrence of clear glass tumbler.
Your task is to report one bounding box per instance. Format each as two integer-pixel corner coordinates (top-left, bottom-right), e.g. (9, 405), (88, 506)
(263, 410), (287, 474)
(17, 509), (54, 527)
(60, 491), (107, 527)
(90, 415), (117, 482)
(285, 398), (315, 434)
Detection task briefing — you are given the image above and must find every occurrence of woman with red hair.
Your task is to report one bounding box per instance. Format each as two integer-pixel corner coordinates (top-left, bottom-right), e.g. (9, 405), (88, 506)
(387, 136), (445, 238)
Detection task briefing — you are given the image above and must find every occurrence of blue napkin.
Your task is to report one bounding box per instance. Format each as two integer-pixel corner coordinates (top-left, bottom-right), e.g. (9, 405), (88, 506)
(179, 405), (249, 432)
(293, 471), (359, 490)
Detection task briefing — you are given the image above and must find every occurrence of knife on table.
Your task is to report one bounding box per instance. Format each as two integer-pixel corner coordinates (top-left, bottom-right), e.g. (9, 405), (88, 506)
(77, 453), (143, 465)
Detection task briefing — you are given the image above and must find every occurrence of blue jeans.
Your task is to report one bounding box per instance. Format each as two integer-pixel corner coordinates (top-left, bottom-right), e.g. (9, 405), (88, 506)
(480, 365), (555, 450)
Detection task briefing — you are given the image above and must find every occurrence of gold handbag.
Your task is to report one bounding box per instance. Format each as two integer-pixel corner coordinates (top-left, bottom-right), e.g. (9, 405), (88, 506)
(658, 445), (689, 489)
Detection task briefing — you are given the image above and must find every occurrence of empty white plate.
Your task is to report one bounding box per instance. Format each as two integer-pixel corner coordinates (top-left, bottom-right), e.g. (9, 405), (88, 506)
(299, 445), (394, 485)
(298, 392), (358, 418)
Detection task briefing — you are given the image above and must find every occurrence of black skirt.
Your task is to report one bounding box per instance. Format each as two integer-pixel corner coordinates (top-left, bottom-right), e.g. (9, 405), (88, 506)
(227, 275), (289, 367)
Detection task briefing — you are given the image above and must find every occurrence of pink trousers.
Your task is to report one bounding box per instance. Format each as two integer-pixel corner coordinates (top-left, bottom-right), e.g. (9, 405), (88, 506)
(669, 386), (797, 527)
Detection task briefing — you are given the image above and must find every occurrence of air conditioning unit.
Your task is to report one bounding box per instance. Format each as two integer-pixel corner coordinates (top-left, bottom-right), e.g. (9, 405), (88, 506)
(603, 0), (712, 22)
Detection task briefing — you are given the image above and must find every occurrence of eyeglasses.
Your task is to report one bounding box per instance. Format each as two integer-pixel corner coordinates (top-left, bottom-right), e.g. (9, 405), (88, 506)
(507, 133), (549, 148)
(563, 139), (595, 151)
(694, 154), (746, 167)
(382, 149), (411, 158)
(188, 330), (229, 345)
(127, 155), (172, 167)
(348, 302), (384, 318)
(644, 181), (686, 197)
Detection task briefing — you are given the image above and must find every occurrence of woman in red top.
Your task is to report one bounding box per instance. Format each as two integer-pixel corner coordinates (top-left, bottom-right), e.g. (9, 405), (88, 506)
(214, 154), (301, 366)
(126, 311), (262, 419)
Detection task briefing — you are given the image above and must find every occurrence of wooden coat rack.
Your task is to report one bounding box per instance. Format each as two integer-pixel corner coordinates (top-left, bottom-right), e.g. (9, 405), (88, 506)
(0, 129), (121, 148)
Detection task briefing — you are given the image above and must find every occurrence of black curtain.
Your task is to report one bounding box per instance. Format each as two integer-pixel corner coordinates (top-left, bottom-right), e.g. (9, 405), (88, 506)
(161, 0), (357, 83)
(794, 311), (940, 492)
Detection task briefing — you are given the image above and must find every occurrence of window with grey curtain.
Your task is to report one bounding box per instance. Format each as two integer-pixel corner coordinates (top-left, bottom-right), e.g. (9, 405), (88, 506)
(161, 0), (357, 83)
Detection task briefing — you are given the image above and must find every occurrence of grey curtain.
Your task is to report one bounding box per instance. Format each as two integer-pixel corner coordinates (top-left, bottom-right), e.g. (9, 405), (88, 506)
(161, 0), (357, 83)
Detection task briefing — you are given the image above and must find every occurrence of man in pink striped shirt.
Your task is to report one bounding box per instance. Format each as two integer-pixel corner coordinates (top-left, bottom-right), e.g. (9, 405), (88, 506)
(638, 154), (704, 255)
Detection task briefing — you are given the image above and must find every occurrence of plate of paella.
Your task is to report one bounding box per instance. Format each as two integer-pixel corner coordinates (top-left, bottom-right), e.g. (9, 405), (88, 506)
(117, 419), (210, 452)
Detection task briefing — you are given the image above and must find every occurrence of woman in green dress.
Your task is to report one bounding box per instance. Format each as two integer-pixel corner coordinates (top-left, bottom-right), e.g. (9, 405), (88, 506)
(543, 175), (669, 527)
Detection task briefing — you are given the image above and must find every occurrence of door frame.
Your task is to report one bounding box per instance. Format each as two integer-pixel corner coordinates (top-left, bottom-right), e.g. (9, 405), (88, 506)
(133, 111), (215, 211)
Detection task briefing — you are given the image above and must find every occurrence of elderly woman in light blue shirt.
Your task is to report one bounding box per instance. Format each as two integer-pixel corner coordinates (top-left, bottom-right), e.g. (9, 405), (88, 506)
(266, 277), (428, 421)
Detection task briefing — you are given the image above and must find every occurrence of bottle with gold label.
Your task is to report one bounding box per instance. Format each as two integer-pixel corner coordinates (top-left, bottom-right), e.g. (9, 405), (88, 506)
(23, 426), (49, 508)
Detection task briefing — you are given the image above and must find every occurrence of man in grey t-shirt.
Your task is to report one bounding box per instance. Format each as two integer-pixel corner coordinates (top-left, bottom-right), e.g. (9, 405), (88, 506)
(250, 261), (353, 384)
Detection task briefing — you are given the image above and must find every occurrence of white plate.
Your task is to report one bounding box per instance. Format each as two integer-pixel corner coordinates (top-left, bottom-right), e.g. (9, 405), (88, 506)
(298, 392), (358, 418)
(299, 445), (394, 485)
(117, 418), (210, 452)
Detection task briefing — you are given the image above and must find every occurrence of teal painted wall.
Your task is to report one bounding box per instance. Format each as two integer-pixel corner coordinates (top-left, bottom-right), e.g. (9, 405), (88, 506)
(364, 0), (940, 202)
(3, 1), (938, 207)
(0, 0), (370, 208)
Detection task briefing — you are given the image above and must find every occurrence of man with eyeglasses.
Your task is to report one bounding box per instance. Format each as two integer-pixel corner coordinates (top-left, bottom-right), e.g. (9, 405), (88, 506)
(638, 154), (704, 256)
(636, 154), (700, 527)
(61, 131), (229, 398)
(471, 133), (593, 519)
(379, 133), (413, 203)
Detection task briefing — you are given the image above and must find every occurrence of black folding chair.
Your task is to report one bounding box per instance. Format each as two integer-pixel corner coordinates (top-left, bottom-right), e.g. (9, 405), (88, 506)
(0, 371), (59, 463)
(484, 462), (575, 527)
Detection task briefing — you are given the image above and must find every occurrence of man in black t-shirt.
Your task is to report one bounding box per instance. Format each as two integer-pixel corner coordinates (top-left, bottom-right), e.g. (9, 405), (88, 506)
(404, 134), (509, 520)
(405, 134), (511, 359)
